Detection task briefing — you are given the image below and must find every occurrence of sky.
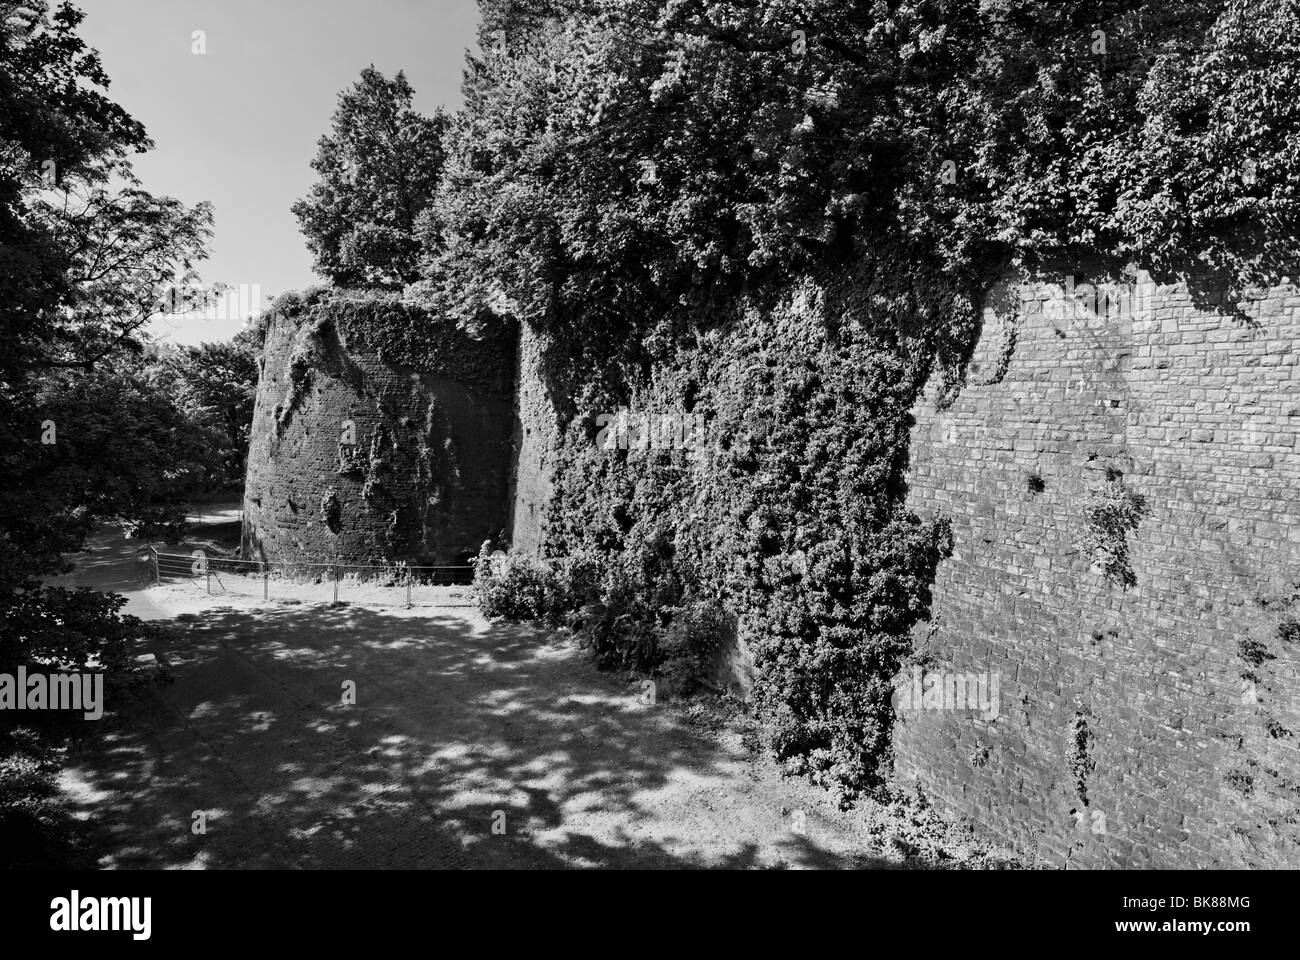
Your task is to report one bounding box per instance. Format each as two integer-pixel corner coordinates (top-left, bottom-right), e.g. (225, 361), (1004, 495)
(78, 0), (483, 345)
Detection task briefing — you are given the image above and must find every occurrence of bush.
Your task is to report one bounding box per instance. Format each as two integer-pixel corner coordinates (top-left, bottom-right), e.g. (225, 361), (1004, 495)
(654, 600), (728, 698)
(0, 587), (168, 686)
(0, 588), (170, 869)
(0, 727), (91, 869)
(472, 543), (556, 621)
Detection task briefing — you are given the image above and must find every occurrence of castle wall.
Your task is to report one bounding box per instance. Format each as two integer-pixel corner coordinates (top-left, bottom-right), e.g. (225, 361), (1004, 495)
(242, 294), (514, 567)
(507, 321), (563, 555)
(896, 271), (1300, 867)
(241, 274), (1300, 867)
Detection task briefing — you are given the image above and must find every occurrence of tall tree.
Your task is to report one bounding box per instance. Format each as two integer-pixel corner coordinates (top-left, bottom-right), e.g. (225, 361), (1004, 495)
(292, 66), (448, 288)
(432, 0), (1299, 350)
(0, 0), (222, 865)
(0, 1), (215, 610)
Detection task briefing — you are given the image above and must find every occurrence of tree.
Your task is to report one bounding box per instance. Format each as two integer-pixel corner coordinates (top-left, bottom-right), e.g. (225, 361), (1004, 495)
(0, 0), (220, 864)
(1, 1), (216, 586)
(149, 335), (259, 492)
(431, 0), (1299, 351)
(292, 66), (448, 288)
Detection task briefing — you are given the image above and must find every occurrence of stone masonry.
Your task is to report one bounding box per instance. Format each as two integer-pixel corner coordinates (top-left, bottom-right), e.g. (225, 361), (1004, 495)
(242, 293), (515, 568)
(897, 270), (1300, 867)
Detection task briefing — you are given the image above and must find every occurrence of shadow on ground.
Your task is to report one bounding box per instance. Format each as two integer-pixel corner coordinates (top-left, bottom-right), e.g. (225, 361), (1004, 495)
(62, 602), (905, 869)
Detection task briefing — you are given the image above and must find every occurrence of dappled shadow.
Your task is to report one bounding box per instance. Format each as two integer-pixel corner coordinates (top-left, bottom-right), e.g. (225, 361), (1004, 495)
(62, 602), (905, 869)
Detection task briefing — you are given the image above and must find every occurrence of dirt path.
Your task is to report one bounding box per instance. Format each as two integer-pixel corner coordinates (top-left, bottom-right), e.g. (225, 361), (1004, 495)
(55, 521), (1010, 869)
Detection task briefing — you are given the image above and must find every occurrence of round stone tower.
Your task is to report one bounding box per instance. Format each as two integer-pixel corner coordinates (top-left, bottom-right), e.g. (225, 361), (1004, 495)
(241, 288), (516, 567)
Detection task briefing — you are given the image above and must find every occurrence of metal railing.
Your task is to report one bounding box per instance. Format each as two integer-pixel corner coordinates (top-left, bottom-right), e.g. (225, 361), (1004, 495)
(148, 547), (476, 609)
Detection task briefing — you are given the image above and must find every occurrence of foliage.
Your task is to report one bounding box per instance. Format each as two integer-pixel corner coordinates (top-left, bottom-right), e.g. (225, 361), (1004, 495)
(426, 0), (1300, 806)
(432, 1), (1300, 351)
(537, 287), (952, 803)
(1067, 712), (1095, 805)
(1236, 637), (1274, 673)
(0, 361), (223, 590)
(655, 599), (728, 697)
(1082, 475), (1147, 589)
(0, 727), (90, 869)
(0, 587), (170, 869)
(0, 1), (217, 593)
(148, 336), (259, 491)
(473, 542), (557, 621)
(254, 288), (516, 396)
(320, 487), (342, 533)
(292, 67), (448, 288)
(0, 586), (168, 683)
(0, 3), (204, 864)
(1279, 619), (1300, 646)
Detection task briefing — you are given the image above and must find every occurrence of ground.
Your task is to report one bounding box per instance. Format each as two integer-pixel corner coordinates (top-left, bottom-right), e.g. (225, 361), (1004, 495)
(49, 508), (1021, 869)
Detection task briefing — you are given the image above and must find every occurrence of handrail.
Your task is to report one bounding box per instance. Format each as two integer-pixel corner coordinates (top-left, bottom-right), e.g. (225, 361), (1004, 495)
(151, 551), (472, 572)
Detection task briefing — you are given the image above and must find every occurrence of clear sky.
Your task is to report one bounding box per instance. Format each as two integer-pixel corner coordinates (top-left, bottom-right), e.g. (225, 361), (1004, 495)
(78, 0), (483, 345)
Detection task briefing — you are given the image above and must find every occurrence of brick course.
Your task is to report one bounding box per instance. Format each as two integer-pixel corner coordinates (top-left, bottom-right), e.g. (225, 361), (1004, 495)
(898, 271), (1300, 867)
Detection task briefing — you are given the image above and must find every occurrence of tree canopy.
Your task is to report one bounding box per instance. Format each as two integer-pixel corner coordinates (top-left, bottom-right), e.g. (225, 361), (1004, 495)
(426, 0), (1299, 360)
(1, 1), (221, 595)
(293, 66), (449, 288)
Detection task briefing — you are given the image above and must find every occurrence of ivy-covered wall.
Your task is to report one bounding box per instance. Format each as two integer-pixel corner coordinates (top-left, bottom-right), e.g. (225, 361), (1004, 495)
(242, 289), (515, 567)
(249, 268), (1300, 866)
(509, 267), (1300, 864)
(508, 276), (950, 805)
(899, 271), (1300, 868)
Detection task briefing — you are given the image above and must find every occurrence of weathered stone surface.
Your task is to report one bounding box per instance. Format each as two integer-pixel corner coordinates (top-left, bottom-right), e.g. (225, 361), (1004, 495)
(899, 272), (1300, 868)
(242, 295), (515, 567)
(507, 322), (563, 556)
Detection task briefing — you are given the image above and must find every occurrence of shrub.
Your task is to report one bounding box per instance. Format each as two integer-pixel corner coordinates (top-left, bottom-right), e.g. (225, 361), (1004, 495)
(543, 553), (601, 624)
(0, 587), (169, 686)
(0, 728), (89, 869)
(654, 600), (728, 698)
(1278, 618), (1300, 646)
(575, 596), (660, 671)
(0, 588), (167, 870)
(1067, 713), (1096, 805)
(472, 543), (556, 622)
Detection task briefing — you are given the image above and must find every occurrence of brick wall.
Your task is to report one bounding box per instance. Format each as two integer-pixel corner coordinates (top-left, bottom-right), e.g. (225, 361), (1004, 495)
(242, 298), (514, 567)
(897, 270), (1300, 867)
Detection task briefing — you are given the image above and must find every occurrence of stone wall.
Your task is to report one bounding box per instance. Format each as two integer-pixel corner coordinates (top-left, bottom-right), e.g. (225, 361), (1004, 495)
(242, 293), (515, 568)
(507, 321), (564, 555)
(896, 270), (1300, 867)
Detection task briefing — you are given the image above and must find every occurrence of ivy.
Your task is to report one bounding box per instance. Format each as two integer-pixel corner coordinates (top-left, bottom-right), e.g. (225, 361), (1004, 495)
(1082, 474), (1147, 589)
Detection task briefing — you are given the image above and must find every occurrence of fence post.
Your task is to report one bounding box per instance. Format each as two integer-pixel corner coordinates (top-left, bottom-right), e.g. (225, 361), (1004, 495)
(263, 566), (269, 602)
(333, 564), (339, 604)
(151, 545), (160, 586)
(206, 568), (211, 594)
(406, 571), (412, 609)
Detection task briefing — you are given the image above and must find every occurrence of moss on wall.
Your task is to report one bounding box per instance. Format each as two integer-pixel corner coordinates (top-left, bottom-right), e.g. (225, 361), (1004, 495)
(243, 290), (514, 566)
